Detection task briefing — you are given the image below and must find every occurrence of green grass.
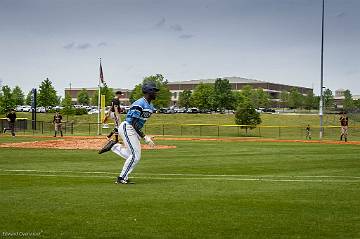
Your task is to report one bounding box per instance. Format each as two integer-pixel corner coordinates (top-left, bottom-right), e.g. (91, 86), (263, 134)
(1, 112), (346, 126)
(0, 138), (359, 238)
(2, 112), (360, 140)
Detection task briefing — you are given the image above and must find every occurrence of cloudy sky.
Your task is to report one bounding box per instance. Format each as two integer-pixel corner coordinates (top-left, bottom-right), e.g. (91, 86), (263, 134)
(0, 0), (359, 96)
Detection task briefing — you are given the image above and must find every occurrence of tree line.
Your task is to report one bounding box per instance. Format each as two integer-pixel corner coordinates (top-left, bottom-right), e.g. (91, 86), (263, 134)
(2, 76), (360, 115)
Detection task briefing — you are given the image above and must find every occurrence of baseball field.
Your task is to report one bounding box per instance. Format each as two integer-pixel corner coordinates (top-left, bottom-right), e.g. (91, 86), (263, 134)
(0, 135), (359, 238)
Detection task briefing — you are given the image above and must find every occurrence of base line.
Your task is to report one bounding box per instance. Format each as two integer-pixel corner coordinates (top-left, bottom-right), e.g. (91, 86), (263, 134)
(1, 169), (360, 180)
(0, 173), (359, 183)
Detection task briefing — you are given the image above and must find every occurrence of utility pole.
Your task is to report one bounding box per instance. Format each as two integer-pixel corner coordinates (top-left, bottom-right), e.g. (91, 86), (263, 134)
(319, 0), (325, 139)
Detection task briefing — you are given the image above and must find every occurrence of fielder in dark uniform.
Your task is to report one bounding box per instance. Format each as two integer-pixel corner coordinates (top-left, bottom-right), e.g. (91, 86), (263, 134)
(306, 124), (311, 140)
(3, 109), (16, 137)
(103, 91), (123, 142)
(340, 112), (349, 142)
(53, 112), (63, 137)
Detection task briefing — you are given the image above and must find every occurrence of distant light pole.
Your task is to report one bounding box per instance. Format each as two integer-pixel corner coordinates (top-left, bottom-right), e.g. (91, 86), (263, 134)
(319, 0), (325, 139)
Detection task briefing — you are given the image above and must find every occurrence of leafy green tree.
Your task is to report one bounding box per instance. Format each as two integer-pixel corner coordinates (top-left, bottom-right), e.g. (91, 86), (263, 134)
(280, 90), (289, 109)
(235, 100), (262, 131)
(343, 89), (354, 112)
(61, 93), (75, 115)
(178, 89), (192, 108)
(25, 90), (32, 105)
(12, 86), (24, 106)
(77, 88), (90, 105)
(354, 99), (360, 110)
(190, 83), (215, 110)
(25, 90), (40, 106)
(0, 85), (16, 113)
(288, 88), (304, 109)
(253, 88), (270, 108)
(213, 78), (236, 111)
(304, 91), (316, 110)
(129, 74), (171, 108)
(38, 78), (58, 107)
(323, 88), (334, 109)
(92, 84), (115, 106)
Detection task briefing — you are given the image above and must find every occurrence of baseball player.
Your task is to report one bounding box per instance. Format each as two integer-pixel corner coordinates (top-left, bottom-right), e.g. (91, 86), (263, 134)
(103, 91), (123, 142)
(3, 109), (16, 137)
(53, 112), (63, 137)
(306, 124), (311, 140)
(98, 82), (158, 184)
(339, 112), (349, 142)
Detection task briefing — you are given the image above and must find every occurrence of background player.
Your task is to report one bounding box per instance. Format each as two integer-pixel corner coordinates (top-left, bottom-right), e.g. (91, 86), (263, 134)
(339, 112), (349, 142)
(98, 82), (158, 184)
(103, 91), (123, 142)
(53, 111), (63, 137)
(306, 124), (311, 140)
(3, 109), (17, 137)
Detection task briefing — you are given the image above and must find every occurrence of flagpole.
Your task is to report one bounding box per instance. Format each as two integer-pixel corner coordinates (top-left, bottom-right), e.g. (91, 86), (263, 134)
(97, 58), (101, 135)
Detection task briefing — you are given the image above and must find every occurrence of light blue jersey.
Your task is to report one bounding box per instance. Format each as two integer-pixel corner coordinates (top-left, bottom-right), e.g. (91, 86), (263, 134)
(125, 97), (155, 130)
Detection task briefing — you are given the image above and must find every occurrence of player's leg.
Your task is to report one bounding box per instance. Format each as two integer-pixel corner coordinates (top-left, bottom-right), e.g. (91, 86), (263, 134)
(117, 123), (141, 183)
(10, 123), (15, 136)
(340, 127), (344, 141)
(344, 126), (348, 142)
(110, 122), (130, 159)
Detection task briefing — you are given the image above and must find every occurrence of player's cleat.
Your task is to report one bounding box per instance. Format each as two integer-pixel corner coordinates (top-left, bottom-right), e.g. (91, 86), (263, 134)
(114, 176), (133, 184)
(345, 138), (348, 142)
(98, 140), (116, 154)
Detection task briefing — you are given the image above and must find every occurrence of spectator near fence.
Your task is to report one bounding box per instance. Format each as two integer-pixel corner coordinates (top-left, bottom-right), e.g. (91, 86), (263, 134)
(53, 112), (63, 137)
(3, 109), (17, 137)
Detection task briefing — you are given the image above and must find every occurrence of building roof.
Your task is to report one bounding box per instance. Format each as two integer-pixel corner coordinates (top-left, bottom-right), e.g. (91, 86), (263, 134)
(168, 77), (265, 85)
(64, 87), (130, 91)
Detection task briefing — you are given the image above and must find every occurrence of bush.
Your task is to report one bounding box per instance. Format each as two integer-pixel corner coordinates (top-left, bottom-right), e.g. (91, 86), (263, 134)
(235, 102), (261, 129)
(75, 108), (88, 115)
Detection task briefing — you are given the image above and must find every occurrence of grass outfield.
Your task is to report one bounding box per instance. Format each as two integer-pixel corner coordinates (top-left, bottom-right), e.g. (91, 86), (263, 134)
(3, 112), (348, 126)
(0, 138), (359, 238)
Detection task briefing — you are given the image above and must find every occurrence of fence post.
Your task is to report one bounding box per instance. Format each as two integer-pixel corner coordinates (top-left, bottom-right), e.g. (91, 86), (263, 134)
(71, 123), (74, 134)
(41, 121), (44, 134)
(200, 125), (202, 136)
(217, 125), (220, 137)
(89, 123), (91, 135)
(162, 124), (165, 136)
(278, 127), (281, 138)
(237, 126), (240, 137)
(258, 127), (261, 137)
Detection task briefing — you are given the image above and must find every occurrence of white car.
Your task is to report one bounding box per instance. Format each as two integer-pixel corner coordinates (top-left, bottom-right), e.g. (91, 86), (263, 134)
(21, 105), (32, 112)
(36, 107), (46, 113)
(88, 109), (99, 115)
(15, 106), (24, 112)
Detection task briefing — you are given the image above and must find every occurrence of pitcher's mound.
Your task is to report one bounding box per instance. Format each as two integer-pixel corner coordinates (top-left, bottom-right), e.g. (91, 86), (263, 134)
(0, 138), (176, 150)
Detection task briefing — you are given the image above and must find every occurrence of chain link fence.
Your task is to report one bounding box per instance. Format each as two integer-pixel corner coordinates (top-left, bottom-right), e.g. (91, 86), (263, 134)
(1, 119), (359, 141)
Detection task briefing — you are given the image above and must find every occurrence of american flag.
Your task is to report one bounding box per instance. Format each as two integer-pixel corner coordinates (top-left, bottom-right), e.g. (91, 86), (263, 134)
(99, 61), (104, 84)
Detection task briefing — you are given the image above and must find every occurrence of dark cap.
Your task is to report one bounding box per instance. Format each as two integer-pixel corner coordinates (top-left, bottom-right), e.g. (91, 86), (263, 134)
(142, 82), (160, 94)
(115, 90), (124, 95)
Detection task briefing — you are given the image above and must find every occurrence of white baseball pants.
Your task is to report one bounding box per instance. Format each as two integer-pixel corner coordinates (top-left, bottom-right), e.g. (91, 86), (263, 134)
(111, 121), (142, 180)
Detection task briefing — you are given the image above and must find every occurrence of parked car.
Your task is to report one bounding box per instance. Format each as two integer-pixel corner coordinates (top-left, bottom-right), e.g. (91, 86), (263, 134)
(15, 105), (24, 112)
(36, 107), (46, 113)
(21, 105), (32, 112)
(158, 108), (168, 114)
(174, 107), (186, 113)
(88, 109), (99, 115)
(262, 108), (275, 113)
(187, 108), (200, 113)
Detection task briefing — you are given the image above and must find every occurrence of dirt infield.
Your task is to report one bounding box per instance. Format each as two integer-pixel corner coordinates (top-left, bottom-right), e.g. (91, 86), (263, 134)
(0, 135), (359, 150)
(0, 138), (176, 150)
